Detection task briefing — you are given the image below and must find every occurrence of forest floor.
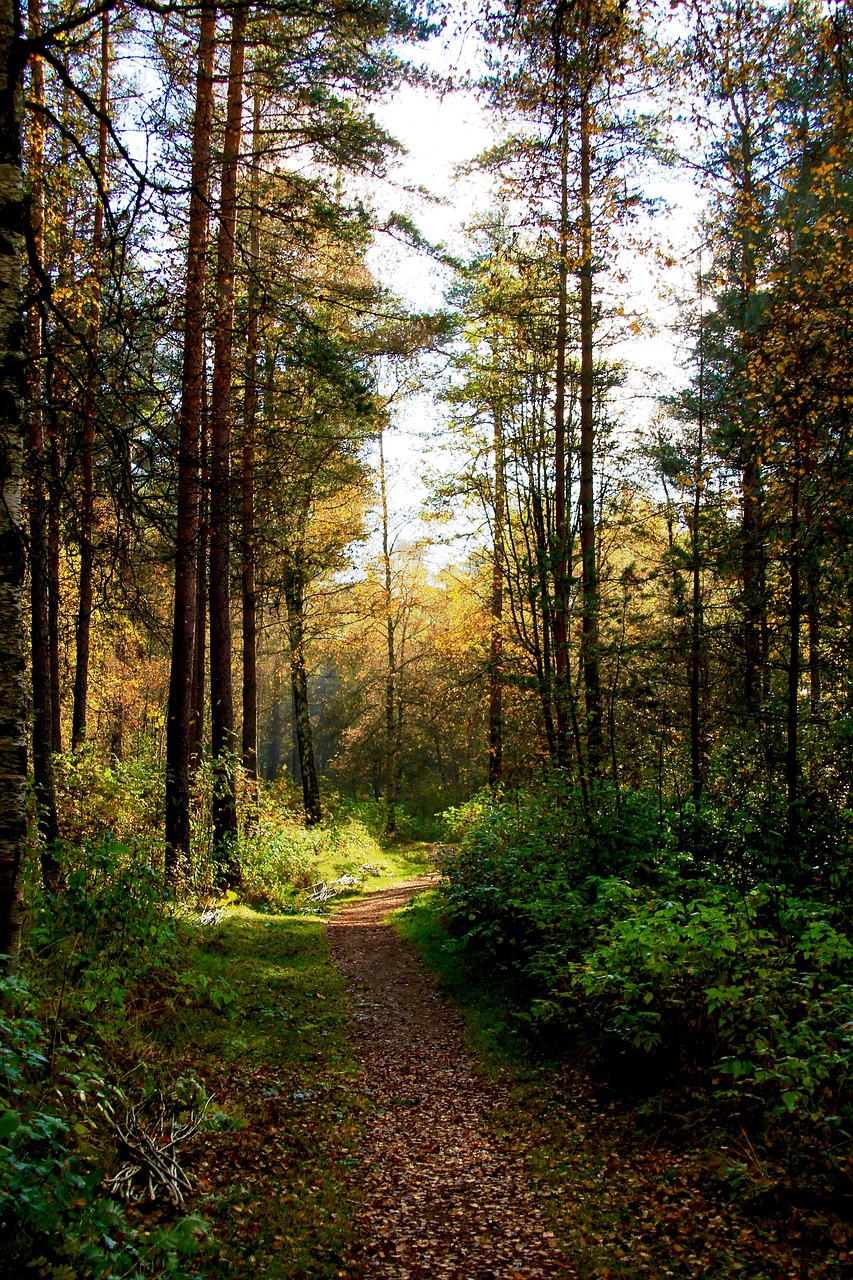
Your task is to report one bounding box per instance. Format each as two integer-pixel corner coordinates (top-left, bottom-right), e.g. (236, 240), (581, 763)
(166, 860), (851, 1279)
(328, 877), (569, 1278)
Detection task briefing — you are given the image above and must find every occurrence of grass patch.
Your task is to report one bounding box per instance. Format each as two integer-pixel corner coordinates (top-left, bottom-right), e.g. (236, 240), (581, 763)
(303, 838), (435, 907)
(152, 905), (362, 1278)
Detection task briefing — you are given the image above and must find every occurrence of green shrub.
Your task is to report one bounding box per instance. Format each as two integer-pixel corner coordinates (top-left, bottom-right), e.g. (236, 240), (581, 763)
(0, 976), (204, 1280)
(26, 839), (186, 1029)
(436, 778), (853, 1174)
(567, 889), (853, 1148)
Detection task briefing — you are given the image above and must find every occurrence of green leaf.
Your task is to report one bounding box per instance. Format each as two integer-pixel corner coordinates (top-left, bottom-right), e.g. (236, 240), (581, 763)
(0, 1108), (21, 1138)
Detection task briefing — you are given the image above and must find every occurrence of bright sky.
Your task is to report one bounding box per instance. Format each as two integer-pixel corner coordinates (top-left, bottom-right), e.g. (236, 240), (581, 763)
(362, 20), (706, 556)
(362, 24), (501, 546)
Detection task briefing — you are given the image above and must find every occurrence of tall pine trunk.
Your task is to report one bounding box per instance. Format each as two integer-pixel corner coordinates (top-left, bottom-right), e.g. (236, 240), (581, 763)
(690, 257), (705, 806)
(284, 566), (321, 825)
(807, 565), (820, 716)
(241, 86), (261, 781)
(71, 10), (109, 747)
(488, 402), (505, 789)
(0, 0), (28, 971)
(209, 4), (247, 875)
(579, 90), (602, 774)
(47, 481), (60, 749)
(551, 88), (571, 772)
(164, 1), (216, 875)
(189, 382), (209, 770)
(46, 80), (74, 755)
(786, 429), (801, 833)
(25, 1), (60, 885)
(268, 659), (282, 781)
(379, 427), (397, 834)
(738, 126), (765, 724)
(531, 485), (557, 760)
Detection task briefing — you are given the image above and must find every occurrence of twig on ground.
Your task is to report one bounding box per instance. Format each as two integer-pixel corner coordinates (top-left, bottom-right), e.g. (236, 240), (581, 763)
(101, 1092), (211, 1206)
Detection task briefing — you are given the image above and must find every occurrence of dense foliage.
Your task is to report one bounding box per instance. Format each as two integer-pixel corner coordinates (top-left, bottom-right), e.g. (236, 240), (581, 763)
(439, 780), (853, 1183)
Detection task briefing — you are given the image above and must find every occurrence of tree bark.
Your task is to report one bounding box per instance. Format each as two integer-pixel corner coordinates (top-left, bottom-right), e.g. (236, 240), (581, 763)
(0, 0), (28, 972)
(690, 256), (705, 806)
(551, 86), (571, 772)
(25, 0), (60, 884)
(805, 517), (820, 716)
(47, 476), (60, 748)
(489, 402), (505, 789)
(46, 78), (74, 756)
(70, 9), (109, 748)
(284, 568), (321, 825)
(786, 434), (801, 832)
(209, 4), (247, 874)
(378, 427), (398, 834)
(268, 657), (281, 781)
(189, 379), (209, 770)
(530, 485), (557, 760)
(579, 90), (602, 774)
(241, 85), (261, 781)
(737, 123), (765, 724)
(164, 0), (216, 876)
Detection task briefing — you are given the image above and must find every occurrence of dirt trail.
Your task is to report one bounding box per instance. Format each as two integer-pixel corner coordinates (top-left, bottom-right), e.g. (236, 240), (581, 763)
(328, 878), (568, 1279)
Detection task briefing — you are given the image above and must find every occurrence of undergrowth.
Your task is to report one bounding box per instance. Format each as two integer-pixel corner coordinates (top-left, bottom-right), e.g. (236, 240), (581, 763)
(394, 888), (853, 1277)
(432, 776), (853, 1194)
(3, 745), (431, 1279)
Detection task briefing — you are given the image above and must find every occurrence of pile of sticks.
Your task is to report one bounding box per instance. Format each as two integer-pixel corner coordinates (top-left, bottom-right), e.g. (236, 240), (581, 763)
(101, 1093), (209, 1206)
(300, 863), (386, 912)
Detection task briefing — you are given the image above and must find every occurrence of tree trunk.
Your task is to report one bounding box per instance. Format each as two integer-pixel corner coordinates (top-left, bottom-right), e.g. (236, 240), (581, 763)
(209, 4), (247, 874)
(47, 482), (60, 749)
(488, 402), (505, 789)
(268, 658), (282, 781)
(551, 87), (571, 772)
(189, 381), (209, 770)
(241, 85), (261, 781)
(806, 532), (820, 716)
(786, 435), (801, 833)
(379, 427), (397, 834)
(71, 9), (109, 748)
(46, 79), (74, 756)
(690, 256), (705, 806)
(531, 486), (557, 760)
(0, 0), (28, 972)
(284, 569), (321, 825)
(578, 91), (602, 774)
(25, 2), (60, 886)
(164, 0), (216, 875)
(738, 123), (765, 725)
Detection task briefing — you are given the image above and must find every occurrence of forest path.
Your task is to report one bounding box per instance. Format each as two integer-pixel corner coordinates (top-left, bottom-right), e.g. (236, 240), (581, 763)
(328, 877), (568, 1279)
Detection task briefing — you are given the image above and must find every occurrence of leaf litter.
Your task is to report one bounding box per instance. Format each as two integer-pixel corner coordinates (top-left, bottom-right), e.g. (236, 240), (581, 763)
(329, 878), (569, 1279)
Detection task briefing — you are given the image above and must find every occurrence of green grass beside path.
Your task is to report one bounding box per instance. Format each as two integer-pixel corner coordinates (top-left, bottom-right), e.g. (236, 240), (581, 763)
(157, 840), (434, 1278)
(157, 906), (357, 1279)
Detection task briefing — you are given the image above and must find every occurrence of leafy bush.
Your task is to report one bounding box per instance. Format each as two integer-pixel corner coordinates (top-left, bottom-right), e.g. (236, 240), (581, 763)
(439, 792), (492, 844)
(53, 738), (164, 857)
(439, 779), (669, 973)
(437, 779), (853, 1174)
(0, 976), (204, 1280)
(26, 839), (186, 1030)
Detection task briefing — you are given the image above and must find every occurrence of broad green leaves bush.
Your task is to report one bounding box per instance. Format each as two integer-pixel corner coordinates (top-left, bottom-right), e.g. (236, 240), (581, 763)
(0, 977), (204, 1280)
(438, 780), (853, 1173)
